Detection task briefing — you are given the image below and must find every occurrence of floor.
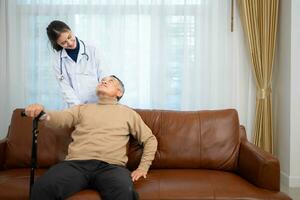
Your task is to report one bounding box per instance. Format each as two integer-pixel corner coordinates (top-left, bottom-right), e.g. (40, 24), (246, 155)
(281, 183), (300, 199)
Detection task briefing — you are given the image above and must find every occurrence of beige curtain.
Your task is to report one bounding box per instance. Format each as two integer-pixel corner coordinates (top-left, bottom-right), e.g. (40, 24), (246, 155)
(237, 0), (279, 153)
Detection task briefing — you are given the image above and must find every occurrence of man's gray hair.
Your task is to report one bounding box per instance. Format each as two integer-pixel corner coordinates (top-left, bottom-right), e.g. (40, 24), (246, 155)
(110, 75), (125, 101)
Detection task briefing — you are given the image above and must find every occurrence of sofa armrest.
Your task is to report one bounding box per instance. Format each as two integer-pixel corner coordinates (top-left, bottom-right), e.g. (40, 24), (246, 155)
(0, 138), (7, 169)
(237, 136), (280, 191)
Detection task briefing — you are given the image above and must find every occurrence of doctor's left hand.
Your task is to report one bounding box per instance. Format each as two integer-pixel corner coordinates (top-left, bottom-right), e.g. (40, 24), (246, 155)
(131, 169), (147, 182)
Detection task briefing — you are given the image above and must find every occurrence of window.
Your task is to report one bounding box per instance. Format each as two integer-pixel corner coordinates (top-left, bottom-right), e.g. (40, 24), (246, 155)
(13, 0), (254, 119)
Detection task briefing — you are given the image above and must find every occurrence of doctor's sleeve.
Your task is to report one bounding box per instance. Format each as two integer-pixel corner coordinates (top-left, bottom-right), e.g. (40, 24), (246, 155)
(52, 56), (81, 107)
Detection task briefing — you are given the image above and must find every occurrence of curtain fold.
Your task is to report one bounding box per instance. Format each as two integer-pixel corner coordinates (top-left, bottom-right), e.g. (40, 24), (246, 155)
(0, 0), (9, 138)
(237, 0), (279, 153)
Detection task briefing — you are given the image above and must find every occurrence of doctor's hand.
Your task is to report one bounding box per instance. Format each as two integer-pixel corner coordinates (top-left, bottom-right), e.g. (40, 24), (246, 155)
(131, 169), (147, 182)
(25, 104), (45, 118)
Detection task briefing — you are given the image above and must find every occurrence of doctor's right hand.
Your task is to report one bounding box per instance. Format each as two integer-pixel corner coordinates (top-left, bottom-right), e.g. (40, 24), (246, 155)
(25, 104), (45, 118)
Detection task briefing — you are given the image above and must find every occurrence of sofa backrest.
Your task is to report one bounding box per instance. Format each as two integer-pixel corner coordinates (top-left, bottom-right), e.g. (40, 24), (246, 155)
(3, 108), (240, 171)
(4, 109), (72, 169)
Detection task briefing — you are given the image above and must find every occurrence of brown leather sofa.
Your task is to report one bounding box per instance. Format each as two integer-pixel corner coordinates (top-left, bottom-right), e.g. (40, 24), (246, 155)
(0, 108), (291, 200)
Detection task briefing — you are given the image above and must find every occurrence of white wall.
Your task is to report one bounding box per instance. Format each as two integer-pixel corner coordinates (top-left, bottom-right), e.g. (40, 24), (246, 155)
(273, 0), (291, 185)
(290, 0), (300, 187)
(274, 0), (300, 187)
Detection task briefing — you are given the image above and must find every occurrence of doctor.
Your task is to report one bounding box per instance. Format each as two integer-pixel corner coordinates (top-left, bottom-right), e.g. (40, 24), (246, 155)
(47, 20), (105, 107)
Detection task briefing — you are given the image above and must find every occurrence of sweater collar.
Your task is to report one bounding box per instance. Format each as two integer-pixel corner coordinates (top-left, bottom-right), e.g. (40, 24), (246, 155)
(98, 96), (118, 105)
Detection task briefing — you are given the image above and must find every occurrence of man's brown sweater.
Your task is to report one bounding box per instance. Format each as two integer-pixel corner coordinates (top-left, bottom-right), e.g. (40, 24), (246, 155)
(45, 97), (157, 172)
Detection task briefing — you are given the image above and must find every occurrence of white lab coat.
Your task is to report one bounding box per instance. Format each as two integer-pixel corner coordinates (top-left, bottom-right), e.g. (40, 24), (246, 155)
(52, 40), (105, 107)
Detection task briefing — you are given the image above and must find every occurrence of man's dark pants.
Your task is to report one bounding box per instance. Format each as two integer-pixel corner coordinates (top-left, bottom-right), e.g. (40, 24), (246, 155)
(30, 160), (139, 200)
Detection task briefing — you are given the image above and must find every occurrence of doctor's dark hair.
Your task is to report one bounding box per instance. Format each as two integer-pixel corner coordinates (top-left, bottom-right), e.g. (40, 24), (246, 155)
(46, 20), (71, 51)
(111, 75), (125, 101)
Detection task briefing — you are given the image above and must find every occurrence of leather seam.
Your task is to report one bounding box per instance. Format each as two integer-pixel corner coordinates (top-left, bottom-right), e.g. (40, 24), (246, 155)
(197, 111), (201, 168)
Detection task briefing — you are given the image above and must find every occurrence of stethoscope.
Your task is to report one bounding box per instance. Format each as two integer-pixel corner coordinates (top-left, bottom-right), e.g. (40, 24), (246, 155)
(58, 40), (89, 81)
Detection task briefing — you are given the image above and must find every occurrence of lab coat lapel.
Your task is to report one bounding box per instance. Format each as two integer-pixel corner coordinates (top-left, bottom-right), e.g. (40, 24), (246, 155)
(61, 48), (68, 59)
(77, 40), (86, 63)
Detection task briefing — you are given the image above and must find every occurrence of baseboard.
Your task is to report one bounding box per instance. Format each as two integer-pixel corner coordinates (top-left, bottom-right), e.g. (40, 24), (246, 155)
(281, 171), (289, 186)
(281, 171), (300, 187)
(290, 176), (300, 187)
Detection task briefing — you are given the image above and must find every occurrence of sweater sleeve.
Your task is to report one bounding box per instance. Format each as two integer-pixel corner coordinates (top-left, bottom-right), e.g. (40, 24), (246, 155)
(129, 111), (158, 172)
(45, 106), (80, 129)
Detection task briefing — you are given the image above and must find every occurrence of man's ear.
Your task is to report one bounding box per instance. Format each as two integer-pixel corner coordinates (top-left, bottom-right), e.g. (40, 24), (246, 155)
(116, 90), (122, 99)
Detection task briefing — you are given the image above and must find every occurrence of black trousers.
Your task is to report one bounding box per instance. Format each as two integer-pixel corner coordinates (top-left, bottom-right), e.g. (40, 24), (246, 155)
(30, 160), (139, 200)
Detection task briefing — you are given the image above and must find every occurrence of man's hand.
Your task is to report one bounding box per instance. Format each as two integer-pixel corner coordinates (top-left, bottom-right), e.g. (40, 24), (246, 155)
(25, 104), (44, 118)
(131, 169), (147, 182)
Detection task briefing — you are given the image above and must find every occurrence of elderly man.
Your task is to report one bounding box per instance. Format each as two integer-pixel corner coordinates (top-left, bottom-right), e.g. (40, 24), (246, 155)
(25, 75), (158, 200)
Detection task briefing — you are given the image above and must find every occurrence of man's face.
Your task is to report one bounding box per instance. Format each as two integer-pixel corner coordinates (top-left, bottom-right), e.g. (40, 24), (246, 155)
(96, 76), (122, 99)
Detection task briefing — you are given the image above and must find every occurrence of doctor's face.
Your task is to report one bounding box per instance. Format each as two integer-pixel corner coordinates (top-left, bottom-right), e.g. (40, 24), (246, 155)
(96, 76), (122, 100)
(56, 31), (76, 49)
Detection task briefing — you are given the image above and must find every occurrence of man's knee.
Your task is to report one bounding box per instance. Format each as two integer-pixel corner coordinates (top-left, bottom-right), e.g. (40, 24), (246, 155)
(127, 185), (139, 200)
(117, 181), (139, 198)
(120, 183), (134, 193)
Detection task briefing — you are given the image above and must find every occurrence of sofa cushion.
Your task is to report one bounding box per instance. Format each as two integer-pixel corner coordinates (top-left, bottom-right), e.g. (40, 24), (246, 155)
(0, 168), (290, 200)
(134, 169), (290, 200)
(4, 109), (72, 169)
(5, 109), (240, 171)
(0, 168), (46, 200)
(0, 168), (102, 200)
(136, 109), (240, 171)
(66, 190), (101, 200)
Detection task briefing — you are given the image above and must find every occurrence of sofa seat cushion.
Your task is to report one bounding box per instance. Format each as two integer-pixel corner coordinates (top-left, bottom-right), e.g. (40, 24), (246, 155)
(0, 168), (47, 200)
(66, 190), (101, 200)
(0, 168), (290, 200)
(135, 169), (290, 200)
